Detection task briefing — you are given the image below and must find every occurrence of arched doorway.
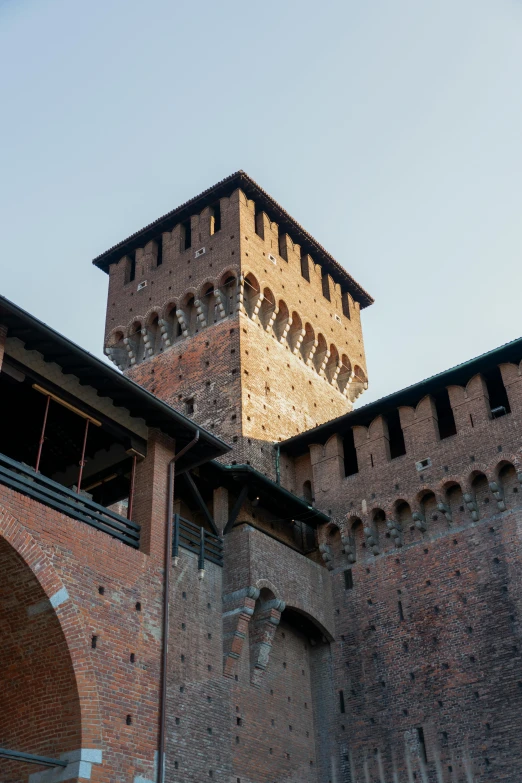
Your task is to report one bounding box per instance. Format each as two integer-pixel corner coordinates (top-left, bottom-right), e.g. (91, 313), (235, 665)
(0, 537), (82, 781)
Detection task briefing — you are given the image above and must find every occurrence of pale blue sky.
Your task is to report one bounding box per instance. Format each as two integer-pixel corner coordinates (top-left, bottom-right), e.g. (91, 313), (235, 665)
(1, 0), (521, 405)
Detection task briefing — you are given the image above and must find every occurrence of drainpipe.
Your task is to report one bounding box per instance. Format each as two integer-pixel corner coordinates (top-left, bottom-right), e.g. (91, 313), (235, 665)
(274, 442), (281, 485)
(157, 430), (200, 783)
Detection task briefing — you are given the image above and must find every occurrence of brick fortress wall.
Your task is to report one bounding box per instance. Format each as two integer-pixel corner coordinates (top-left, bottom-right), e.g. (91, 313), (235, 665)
(295, 357), (522, 781)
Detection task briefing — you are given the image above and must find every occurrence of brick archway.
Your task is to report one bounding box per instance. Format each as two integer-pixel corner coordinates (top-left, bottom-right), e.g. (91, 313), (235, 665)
(0, 506), (102, 771)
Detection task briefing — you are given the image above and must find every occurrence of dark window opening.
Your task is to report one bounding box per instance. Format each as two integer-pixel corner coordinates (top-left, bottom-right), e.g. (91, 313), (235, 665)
(341, 292), (351, 319)
(184, 397), (194, 415)
(156, 237), (163, 266)
(127, 251), (136, 283)
(387, 409), (406, 459)
(344, 569), (353, 590)
(182, 219), (192, 250)
(321, 274), (331, 301)
(343, 428), (358, 476)
(433, 388), (457, 439)
(210, 203), (221, 234)
(0, 367), (137, 518)
(398, 601), (404, 621)
(303, 480), (313, 503)
(339, 690), (345, 713)
(300, 252), (310, 282)
(417, 727), (428, 764)
(484, 366), (511, 417)
(254, 203), (264, 238)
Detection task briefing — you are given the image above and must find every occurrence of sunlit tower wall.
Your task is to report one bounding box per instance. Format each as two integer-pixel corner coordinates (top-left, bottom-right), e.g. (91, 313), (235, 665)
(94, 171), (373, 477)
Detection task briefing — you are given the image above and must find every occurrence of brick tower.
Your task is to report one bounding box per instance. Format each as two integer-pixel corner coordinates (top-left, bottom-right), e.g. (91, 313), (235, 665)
(95, 171), (373, 476)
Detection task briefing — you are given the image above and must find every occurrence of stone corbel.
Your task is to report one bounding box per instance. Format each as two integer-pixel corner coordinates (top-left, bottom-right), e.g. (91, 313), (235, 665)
(437, 502), (453, 524)
(215, 289), (227, 319)
(266, 307), (278, 332)
(279, 316), (292, 344)
(175, 309), (189, 338)
(292, 328), (306, 356)
(123, 337), (136, 366)
(489, 481), (506, 511)
(341, 534), (356, 563)
(141, 327), (154, 357)
(319, 543), (334, 570)
(386, 519), (403, 547)
(158, 318), (171, 347)
(363, 525), (380, 555)
(305, 339), (318, 367)
(412, 511), (427, 532)
(251, 292), (264, 322)
(236, 276), (245, 313)
(194, 298), (207, 328)
(463, 493), (479, 521)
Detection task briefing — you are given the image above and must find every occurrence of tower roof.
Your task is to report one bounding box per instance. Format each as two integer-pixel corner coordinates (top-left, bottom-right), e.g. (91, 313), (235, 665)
(92, 171), (374, 309)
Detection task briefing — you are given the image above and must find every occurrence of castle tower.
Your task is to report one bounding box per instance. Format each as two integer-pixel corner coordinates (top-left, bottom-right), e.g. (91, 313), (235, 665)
(94, 172), (373, 476)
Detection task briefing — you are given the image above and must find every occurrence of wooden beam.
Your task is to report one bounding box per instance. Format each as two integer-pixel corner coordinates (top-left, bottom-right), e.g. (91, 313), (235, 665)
(224, 483), (249, 535)
(183, 472), (219, 535)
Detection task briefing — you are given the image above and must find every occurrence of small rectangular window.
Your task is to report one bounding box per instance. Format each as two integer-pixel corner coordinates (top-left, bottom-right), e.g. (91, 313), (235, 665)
(182, 219), (192, 250)
(344, 569), (353, 590)
(184, 397), (194, 415)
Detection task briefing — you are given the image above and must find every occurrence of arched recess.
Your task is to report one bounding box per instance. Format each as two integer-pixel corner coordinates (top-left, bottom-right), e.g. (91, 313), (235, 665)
(444, 482), (466, 526)
(349, 365), (368, 402)
(348, 516), (365, 562)
(181, 294), (198, 336)
(497, 462), (520, 508)
(396, 500), (419, 546)
(420, 490), (446, 536)
(274, 300), (290, 342)
(145, 312), (162, 356)
(337, 355), (352, 394)
(0, 508), (101, 779)
(259, 288), (276, 331)
(163, 302), (182, 344)
(127, 320), (145, 365)
(325, 344), (339, 384)
(200, 283), (218, 326)
(219, 272), (237, 316)
(106, 330), (128, 370)
(243, 273), (260, 318)
(302, 480), (313, 503)
(470, 471), (490, 515)
(313, 333), (328, 374)
(286, 311), (302, 353)
(300, 323), (315, 363)
(371, 509), (386, 554)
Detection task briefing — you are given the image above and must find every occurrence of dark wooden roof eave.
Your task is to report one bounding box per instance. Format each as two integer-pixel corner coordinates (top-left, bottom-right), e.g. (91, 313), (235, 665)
(91, 171), (374, 309)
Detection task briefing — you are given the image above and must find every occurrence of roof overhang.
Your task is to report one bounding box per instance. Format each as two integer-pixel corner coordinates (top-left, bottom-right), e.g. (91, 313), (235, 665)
(282, 335), (522, 456)
(201, 461), (330, 527)
(92, 171), (374, 310)
(0, 296), (231, 472)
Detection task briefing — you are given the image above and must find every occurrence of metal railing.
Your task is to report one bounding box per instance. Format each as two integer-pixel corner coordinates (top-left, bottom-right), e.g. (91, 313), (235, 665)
(173, 513), (223, 567)
(0, 747), (67, 768)
(0, 451), (141, 549)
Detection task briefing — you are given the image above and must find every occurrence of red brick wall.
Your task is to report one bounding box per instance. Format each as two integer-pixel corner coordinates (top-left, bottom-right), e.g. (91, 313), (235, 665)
(0, 455), (170, 782)
(298, 363), (522, 781)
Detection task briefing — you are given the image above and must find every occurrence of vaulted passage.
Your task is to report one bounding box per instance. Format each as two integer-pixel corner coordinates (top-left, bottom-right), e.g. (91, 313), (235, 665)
(0, 538), (81, 782)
